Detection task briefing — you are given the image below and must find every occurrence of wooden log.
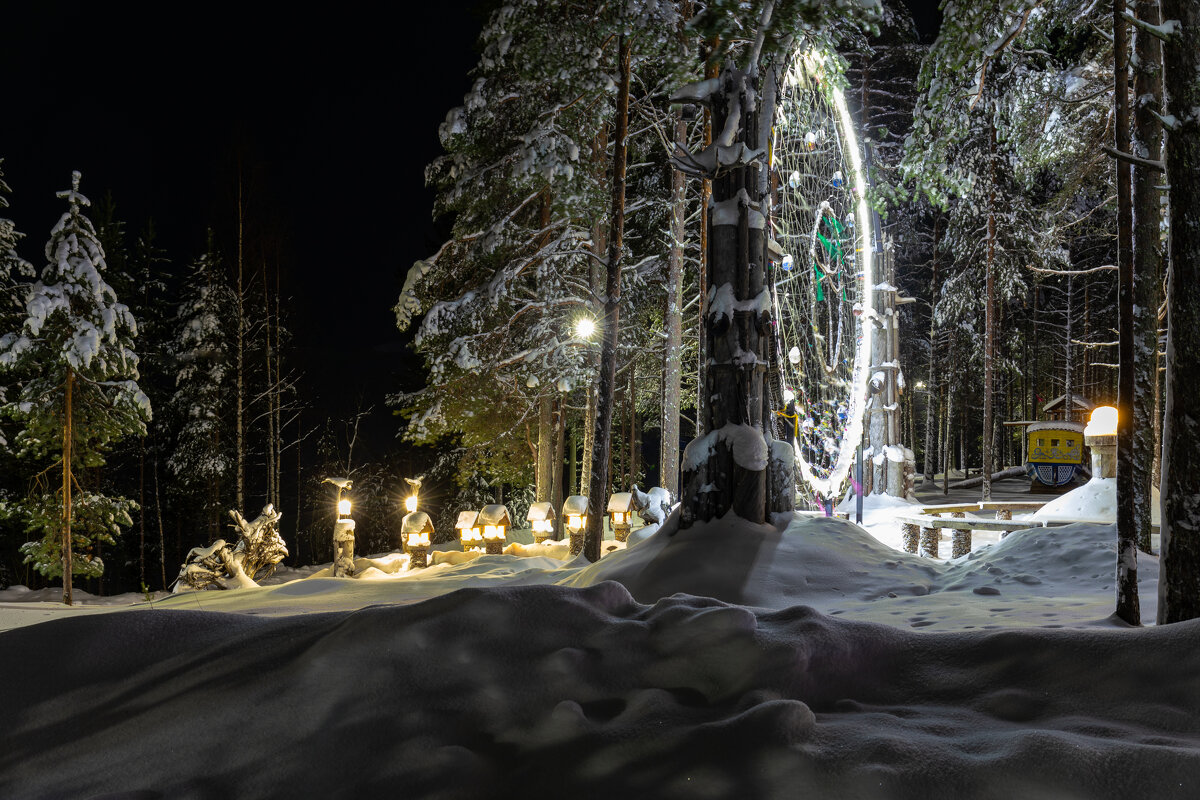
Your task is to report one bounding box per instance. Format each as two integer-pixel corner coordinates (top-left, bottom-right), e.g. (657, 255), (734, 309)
(408, 546), (428, 569)
(919, 526), (939, 558)
(952, 530), (972, 558)
(902, 523), (919, 553)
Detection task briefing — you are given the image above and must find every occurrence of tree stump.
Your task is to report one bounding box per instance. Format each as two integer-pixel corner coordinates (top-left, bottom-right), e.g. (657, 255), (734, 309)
(408, 546), (428, 569)
(902, 523), (919, 553)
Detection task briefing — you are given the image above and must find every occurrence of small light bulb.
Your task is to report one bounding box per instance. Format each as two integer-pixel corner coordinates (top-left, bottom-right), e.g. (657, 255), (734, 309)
(405, 495), (418, 513)
(575, 318), (596, 338)
(337, 499), (351, 517)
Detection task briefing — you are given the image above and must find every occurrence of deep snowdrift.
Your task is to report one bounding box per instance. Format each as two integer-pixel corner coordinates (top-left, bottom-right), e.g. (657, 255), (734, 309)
(1, 512), (1190, 798)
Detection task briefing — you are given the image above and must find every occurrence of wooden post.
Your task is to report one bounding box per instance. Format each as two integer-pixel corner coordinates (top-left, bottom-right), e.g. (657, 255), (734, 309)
(62, 368), (74, 606)
(951, 510), (970, 558)
(902, 523), (919, 554)
(919, 526), (939, 559)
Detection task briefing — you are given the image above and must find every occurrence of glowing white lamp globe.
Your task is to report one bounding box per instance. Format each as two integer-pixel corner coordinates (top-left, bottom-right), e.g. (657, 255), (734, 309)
(405, 495), (419, 513)
(1085, 406), (1118, 437)
(338, 499), (352, 517)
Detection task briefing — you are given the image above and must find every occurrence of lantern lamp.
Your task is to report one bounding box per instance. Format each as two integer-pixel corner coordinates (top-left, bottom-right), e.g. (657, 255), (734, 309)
(526, 502), (557, 544)
(607, 492), (634, 543)
(478, 504), (511, 555)
(338, 498), (352, 518)
(562, 495), (589, 555)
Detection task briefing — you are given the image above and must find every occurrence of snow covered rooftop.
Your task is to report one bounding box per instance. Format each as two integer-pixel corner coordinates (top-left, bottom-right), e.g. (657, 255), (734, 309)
(478, 504), (511, 527)
(526, 501), (555, 523)
(606, 492), (633, 513)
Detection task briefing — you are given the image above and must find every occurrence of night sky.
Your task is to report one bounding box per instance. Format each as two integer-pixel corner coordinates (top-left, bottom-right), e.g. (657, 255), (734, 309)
(2, 1), (939, 466)
(2, 1), (484, 462)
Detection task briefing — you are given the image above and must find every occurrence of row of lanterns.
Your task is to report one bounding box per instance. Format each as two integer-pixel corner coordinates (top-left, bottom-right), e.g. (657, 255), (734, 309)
(404, 492), (638, 567)
(331, 480), (641, 572)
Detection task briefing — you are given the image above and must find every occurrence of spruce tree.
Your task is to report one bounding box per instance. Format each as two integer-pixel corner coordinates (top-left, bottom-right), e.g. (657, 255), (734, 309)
(0, 172), (150, 604)
(168, 234), (235, 543)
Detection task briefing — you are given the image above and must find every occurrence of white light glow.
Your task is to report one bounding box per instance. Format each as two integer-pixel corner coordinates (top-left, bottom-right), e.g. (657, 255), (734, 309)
(407, 532), (430, 548)
(404, 495), (419, 513)
(575, 318), (596, 338)
(612, 512), (625, 525)
(785, 46), (876, 501)
(484, 524), (505, 541)
(567, 514), (584, 530)
(337, 499), (351, 517)
(1085, 406), (1118, 437)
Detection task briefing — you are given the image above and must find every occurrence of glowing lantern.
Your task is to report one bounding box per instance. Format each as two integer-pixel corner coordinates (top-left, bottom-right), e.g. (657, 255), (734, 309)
(404, 494), (419, 513)
(401, 511), (434, 568)
(478, 504), (511, 555)
(526, 502), (556, 544)
(337, 498), (351, 518)
(563, 495), (589, 555)
(1085, 406), (1118, 437)
(456, 510), (483, 552)
(607, 492), (634, 544)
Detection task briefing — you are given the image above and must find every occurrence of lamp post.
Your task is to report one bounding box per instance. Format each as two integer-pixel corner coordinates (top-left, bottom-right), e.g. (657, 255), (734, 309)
(527, 501), (556, 544)
(563, 495), (588, 555)
(607, 491), (634, 543)
(322, 477), (356, 578)
(1084, 406), (1118, 478)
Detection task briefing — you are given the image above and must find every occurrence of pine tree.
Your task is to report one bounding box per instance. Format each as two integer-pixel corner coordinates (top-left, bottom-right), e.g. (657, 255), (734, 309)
(0, 172), (150, 605)
(168, 233), (235, 543)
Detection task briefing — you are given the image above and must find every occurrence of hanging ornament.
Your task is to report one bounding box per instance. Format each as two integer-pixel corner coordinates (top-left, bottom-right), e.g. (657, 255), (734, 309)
(782, 254), (794, 271)
(788, 170), (801, 189)
(804, 131), (818, 150)
(832, 170), (844, 188)
(788, 346), (801, 365)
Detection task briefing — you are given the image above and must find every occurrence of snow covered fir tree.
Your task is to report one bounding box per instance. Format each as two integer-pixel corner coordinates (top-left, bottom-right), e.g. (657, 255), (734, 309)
(3, 0), (1200, 795)
(0, 173), (149, 605)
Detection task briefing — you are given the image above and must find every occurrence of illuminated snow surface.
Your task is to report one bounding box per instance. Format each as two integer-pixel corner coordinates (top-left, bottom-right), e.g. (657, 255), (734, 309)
(3, 506), (1199, 798)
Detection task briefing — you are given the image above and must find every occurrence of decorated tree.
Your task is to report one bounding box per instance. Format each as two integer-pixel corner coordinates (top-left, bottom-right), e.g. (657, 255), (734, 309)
(0, 172), (150, 604)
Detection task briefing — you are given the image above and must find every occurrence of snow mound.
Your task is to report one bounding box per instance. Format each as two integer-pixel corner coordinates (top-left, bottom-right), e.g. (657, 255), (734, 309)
(3, 583), (1198, 798)
(1032, 477), (1161, 527)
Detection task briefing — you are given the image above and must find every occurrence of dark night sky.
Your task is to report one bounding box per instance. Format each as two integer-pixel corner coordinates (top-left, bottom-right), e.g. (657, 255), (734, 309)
(2, 1), (940, 466)
(1, 1), (485, 464)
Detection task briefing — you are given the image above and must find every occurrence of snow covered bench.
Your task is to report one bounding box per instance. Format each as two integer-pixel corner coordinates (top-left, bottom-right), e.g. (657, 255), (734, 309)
(896, 514), (1046, 559)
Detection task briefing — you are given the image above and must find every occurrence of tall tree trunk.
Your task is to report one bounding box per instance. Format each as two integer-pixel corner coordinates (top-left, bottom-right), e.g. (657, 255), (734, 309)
(924, 221), (940, 481)
(680, 59), (776, 524)
(61, 368), (74, 606)
(139, 436), (146, 589)
(154, 445), (166, 591)
(1114, 0), (1140, 625)
(552, 395), (566, 540)
(1064, 275), (1073, 423)
(697, 40), (719, 437)
(584, 33), (631, 562)
(628, 362), (639, 486)
(982, 120), (997, 501)
(662, 107), (686, 498)
(1131, 0), (1164, 554)
(236, 170), (246, 514)
(263, 260), (275, 509)
(1157, 0), (1200, 624)
(536, 396), (553, 502)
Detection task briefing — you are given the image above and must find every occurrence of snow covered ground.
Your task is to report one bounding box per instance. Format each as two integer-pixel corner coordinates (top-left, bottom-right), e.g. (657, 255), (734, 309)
(1, 496), (1195, 798)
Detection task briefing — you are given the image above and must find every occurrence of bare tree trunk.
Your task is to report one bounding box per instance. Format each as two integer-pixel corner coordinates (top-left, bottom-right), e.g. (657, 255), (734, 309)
(982, 120), (997, 501)
(139, 436), (146, 589)
(154, 445), (166, 591)
(1064, 275), (1073, 423)
(1114, 0), (1140, 625)
(584, 33), (631, 562)
(628, 362), (639, 486)
(552, 395), (566, 540)
(697, 40), (718, 437)
(661, 108), (686, 498)
(236, 170), (246, 514)
(536, 396), (553, 502)
(1157, 0), (1200, 624)
(61, 368), (74, 606)
(1131, 0), (1164, 554)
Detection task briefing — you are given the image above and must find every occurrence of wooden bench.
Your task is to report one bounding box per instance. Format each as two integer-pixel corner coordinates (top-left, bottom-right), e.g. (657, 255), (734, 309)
(896, 514), (1046, 559)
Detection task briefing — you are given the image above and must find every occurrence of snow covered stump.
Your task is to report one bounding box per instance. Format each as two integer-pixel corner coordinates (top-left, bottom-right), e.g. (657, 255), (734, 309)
(174, 505), (287, 591)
